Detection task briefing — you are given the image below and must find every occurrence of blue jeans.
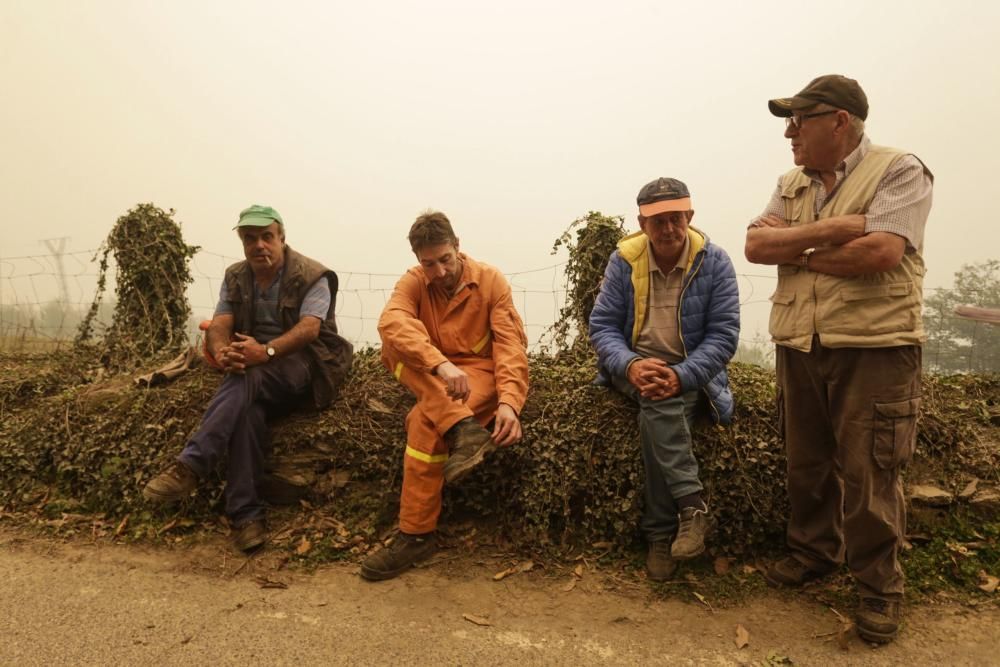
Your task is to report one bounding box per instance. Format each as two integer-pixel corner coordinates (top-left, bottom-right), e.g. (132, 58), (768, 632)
(612, 374), (703, 542)
(179, 353), (311, 526)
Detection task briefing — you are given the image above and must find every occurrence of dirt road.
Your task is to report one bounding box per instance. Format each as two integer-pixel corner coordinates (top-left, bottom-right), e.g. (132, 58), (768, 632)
(2, 527), (997, 666)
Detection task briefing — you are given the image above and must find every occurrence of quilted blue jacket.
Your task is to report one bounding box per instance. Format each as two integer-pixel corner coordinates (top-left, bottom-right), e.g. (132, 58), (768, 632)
(588, 227), (741, 424)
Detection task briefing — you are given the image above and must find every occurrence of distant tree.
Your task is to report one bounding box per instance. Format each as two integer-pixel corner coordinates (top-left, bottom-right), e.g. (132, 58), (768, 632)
(923, 260), (1000, 373)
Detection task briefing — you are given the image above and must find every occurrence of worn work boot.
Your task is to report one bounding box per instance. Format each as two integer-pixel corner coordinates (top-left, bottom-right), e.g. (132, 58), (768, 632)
(763, 556), (831, 588)
(232, 519), (268, 553)
(646, 540), (677, 582)
(670, 506), (710, 559)
(142, 461), (199, 503)
(443, 417), (495, 484)
(360, 532), (438, 581)
(856, 597), (901, 643)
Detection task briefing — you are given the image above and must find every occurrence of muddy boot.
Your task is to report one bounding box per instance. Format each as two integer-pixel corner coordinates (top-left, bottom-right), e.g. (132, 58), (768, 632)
(443, 418), (495, 484)
(232, 519), (268, 553)
(142, 461), (199, 503)
(763, 556), (833, 588)
(360, 532), (438, 581)
(856, 597), (901, 644)
(646, 540), (677, 582)
(670, 506), (710, 559)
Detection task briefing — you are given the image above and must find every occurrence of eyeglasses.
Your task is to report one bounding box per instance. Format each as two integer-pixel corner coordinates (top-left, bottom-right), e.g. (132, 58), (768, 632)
(785, 110), (838, 130)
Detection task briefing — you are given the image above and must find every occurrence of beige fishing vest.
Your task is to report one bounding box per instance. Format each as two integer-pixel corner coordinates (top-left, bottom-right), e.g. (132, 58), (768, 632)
(768, 145), (926, 351)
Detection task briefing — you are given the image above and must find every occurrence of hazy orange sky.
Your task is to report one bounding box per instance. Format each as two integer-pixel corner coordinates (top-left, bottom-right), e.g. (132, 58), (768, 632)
(3, 1), (997, 344)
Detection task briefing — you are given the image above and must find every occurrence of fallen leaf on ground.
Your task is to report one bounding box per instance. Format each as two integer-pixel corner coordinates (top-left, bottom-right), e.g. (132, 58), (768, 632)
(114, 515), (129, 537)
(692, 592), (714, 612)
(295, 537), (312, 555)
(573, 564), (585, 578)
(764, 650), (792, 665)
(977, 570), (999, 593)
(463, 613), (492, 626)
(591, 541), (613, 550)
(714, 557), (731, 575)
(835, 621), (853, 651)
(493, 560), (534, 581)
(734, 623), (749, 649)
(562, 579), (577, 592)
(741, 564), (757, 575)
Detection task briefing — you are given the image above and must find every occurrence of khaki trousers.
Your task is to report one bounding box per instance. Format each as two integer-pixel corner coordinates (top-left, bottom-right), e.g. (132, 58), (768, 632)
(776, 339), (921, 598)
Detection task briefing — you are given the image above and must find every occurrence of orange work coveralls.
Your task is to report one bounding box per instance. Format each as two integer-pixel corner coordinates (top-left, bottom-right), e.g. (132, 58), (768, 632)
(378, 253), (529, 534)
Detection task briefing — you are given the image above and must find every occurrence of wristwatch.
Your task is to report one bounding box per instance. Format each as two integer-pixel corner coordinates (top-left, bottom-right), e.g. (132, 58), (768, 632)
(799, 248), (815, 269)
(265, 345), (276, 361)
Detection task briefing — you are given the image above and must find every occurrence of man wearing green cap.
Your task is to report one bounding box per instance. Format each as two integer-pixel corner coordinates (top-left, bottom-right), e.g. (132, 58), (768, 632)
(143, 205), (353, 552)
(745, 75), (933, 643)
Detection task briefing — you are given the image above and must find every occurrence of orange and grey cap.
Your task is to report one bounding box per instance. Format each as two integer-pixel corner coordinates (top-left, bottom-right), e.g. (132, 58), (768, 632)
(637, 177), (692, 217)
(235, 204), (284, 229)
(768, 74), (869, 120)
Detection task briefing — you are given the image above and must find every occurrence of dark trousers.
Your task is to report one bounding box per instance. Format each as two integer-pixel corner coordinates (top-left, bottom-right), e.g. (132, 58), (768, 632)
(612, 374), (703, 542)
(776, 340), (921, 599)
(179, 354), (311, 526)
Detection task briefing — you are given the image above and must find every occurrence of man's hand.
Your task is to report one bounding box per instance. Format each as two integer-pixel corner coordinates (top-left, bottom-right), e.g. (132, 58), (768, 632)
(492, 403), (522, 447)
(627, 357), (682, 400)
(225, 333), (268, 373)
(435, 361), (470, 402)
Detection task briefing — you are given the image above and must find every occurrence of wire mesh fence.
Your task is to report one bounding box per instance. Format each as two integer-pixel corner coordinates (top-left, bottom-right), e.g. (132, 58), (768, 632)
(2, 246), (997, 372)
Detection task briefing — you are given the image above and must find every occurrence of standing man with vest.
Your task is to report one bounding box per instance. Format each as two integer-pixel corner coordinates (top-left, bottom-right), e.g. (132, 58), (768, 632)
(745, 75), (933, 644)
(589, 178), (740, 582)
(143, 205), (353, 552)
(361, 210), (529, 581)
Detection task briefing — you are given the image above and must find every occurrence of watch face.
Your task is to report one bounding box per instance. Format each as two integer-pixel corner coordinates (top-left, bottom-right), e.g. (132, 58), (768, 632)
(267, 346), (276, 357)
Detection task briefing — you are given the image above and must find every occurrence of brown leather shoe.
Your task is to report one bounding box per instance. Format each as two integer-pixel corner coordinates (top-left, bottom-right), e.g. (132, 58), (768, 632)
(443, 418), (495, 484)
(360, 532), (437, 581)
(142, 461), (198, 503)
(856, 597), (901, 644)
(763, 556), (832, 587)
(232, 519), (268, 553)
(646, 540), (677, 582)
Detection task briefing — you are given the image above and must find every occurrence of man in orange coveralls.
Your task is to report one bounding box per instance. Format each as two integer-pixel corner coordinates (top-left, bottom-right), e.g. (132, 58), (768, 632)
(361, 210), (529, 581)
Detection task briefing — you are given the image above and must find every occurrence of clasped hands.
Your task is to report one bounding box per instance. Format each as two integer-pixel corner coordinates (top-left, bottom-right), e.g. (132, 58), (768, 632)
(435, 360), (521, 446)
(627, 357), (682, 401)
(215, 333), (268, 373)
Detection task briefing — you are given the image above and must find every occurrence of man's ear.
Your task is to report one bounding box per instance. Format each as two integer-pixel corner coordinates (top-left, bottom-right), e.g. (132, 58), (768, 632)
(687, 210), (695, 223)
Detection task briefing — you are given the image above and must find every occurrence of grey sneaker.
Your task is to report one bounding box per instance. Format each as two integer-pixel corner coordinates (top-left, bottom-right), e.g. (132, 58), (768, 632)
(646, 540), (677, 581)
(360, 532), (438, 581)
(670, 506), (709, 559)
(856, 597), (901, 644)
(443, 418), (495, 484)
(142, 461), (198, 503)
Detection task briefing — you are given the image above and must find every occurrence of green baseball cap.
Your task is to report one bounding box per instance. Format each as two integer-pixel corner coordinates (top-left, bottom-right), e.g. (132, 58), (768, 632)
(235, 204), (284, 229)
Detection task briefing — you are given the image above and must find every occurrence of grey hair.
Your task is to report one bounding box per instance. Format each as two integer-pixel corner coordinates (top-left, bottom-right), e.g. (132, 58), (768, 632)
(848, 114), (865, 139)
